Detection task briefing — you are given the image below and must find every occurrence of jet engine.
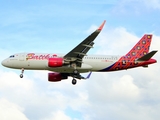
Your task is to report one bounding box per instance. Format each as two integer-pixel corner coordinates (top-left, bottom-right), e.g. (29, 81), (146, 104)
(48, 58), (64, 67)
(48, 72), (68, 82)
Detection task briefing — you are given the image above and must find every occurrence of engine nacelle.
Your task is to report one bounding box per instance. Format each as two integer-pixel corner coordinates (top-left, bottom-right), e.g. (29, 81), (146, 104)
(48, 73), (68, 82)
(48, 58), (64, 67)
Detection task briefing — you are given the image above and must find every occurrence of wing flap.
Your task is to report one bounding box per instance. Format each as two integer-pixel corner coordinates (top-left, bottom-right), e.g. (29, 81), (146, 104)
(82, 44), (94, 48)
(74, 52), (87, 56)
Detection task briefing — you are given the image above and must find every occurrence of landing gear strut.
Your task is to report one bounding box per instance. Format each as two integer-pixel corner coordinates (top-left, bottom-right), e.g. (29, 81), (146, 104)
(70, 63), (79, 85)
(73, 69), (78, 75)
(20, 68), (24, 78)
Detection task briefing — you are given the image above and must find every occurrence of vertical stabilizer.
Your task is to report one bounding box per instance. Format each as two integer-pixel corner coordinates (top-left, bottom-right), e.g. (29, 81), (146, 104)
(125, 34), (152, 60)
(100, 34), (155, 72)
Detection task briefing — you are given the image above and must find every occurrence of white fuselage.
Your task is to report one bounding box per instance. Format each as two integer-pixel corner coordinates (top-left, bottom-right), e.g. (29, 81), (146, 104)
(1, 53), (121, 73)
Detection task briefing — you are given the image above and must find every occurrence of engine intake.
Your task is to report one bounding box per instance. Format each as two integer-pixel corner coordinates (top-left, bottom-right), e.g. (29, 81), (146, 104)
(48, 72), (68, 82)
(48, 58), (64, 67)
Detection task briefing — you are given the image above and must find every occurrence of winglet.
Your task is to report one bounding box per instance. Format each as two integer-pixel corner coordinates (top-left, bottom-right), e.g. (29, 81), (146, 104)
(98, 20), (106, 31)
(85, 72), (92, 79)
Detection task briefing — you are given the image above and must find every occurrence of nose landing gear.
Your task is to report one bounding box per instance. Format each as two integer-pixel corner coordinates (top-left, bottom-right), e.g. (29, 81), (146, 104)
(20, 68), (24, 78)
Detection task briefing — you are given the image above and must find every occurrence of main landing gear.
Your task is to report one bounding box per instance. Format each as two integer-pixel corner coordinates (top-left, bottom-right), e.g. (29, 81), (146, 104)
(20, 68), (24, 78)
(72, 78), (77, 85)
(73, 69), (78, 74)
(71, 69), (79, 85)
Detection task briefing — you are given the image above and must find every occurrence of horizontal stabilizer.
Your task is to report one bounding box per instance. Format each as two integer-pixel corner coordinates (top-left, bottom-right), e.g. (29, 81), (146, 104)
(137, 50), (158, 61)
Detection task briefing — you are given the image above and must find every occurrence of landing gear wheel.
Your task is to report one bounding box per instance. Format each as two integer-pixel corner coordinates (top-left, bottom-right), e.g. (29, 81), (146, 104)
(20, 68), (24, 78)
(20, 74), (23, 78)
(72, 79), (77, 85)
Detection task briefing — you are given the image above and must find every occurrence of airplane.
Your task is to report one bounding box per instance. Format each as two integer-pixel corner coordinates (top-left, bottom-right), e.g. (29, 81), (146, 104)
(1, 20), (158, 85)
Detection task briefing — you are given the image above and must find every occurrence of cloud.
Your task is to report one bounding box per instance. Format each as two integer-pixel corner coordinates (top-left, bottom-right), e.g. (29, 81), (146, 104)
(0, 71), (33, 90)
(0, 98), (28, 120)
(110, 0), (160, 18)
(75, 24), (160, 120)
(142, 0), (160, 9)
(112, 75), (140, 100)
(0, 20), (160, 120)
(95, 27), (138, 55)
(42, 111), (71, 120)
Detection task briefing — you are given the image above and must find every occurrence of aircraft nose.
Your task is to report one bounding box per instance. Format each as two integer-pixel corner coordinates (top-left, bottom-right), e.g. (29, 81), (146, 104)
(1, 59), (8, 67)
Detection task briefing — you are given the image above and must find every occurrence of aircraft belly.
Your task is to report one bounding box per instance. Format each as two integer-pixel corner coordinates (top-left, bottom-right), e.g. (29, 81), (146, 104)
(48, 63), (92, 73)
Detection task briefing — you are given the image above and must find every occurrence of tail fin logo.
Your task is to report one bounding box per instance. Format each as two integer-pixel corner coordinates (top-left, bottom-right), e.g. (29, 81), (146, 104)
(125, 34), (152, 60)
(105, 34), (154, 71)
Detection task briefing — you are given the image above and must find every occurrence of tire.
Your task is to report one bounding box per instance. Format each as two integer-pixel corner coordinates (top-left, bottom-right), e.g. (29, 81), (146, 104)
(20, 74), (23, 78)
(72, 79), (77, 85)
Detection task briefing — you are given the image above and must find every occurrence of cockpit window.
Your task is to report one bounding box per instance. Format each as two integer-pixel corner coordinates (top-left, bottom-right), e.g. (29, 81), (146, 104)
(9, 55), (15, 58)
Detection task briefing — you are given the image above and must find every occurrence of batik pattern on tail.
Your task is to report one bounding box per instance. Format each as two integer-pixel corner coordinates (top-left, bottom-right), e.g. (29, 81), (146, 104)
(106, 34), (152, 71)
(125, 34), (152, 59)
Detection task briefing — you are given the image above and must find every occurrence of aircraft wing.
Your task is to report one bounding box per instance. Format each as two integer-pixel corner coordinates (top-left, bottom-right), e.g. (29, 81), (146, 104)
(64, 20), (106, 67)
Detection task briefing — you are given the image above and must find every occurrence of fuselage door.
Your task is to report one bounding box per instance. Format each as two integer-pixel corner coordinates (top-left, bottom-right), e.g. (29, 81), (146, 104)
(19, 53), (25, 61)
